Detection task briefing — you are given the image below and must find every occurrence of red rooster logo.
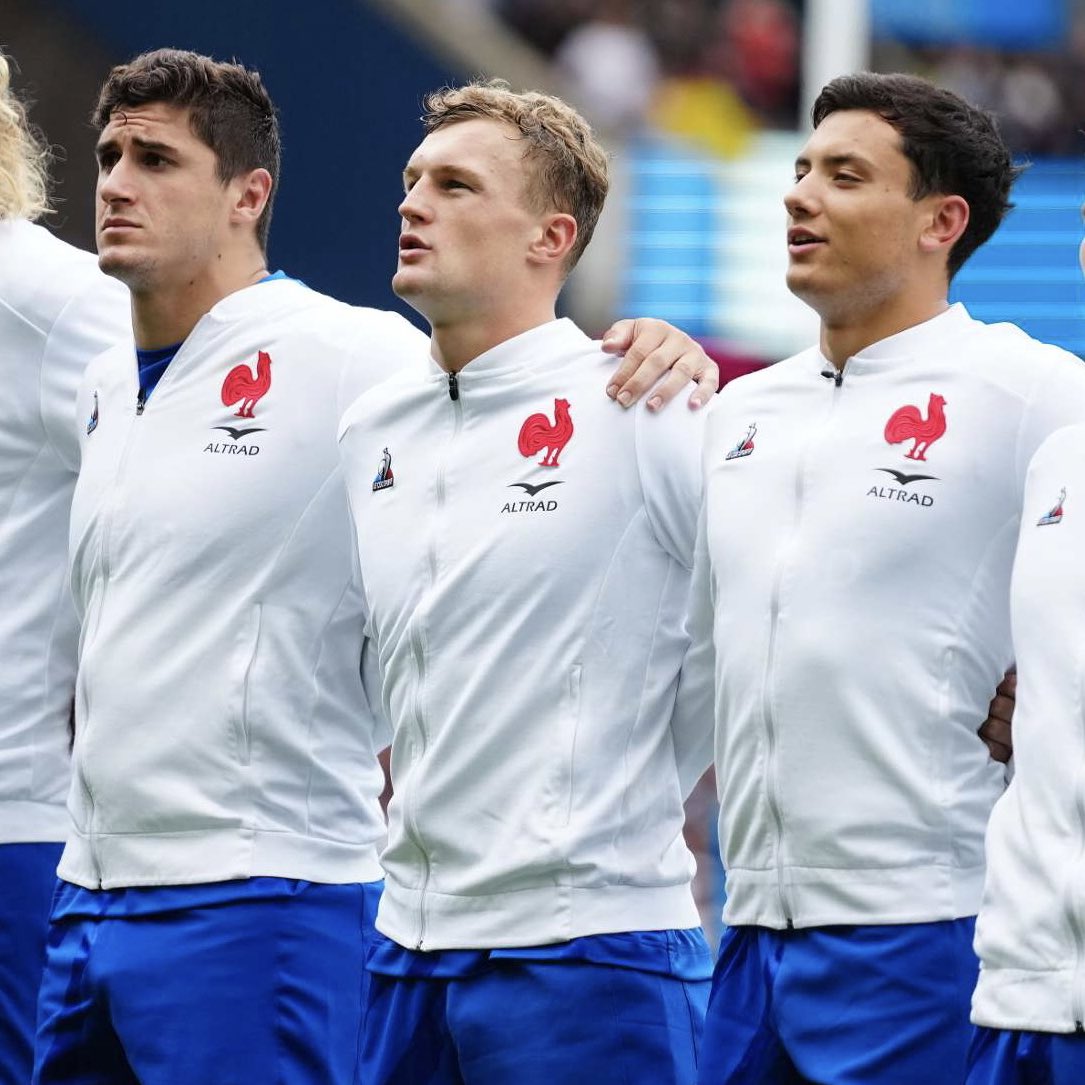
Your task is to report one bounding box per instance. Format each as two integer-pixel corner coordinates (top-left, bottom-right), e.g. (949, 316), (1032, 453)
(518, 398), (573, 467)
(884, 393), (947, 462)
(221, 350), (273, 418)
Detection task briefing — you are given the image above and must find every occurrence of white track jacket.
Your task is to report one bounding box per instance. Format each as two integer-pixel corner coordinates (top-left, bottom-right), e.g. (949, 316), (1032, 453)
(338, 319), (712, 950)
(61, 278), (427, 888)
(0, 220), (129, 844)
(973, 422), (1085, 1032)
(691, 303), (1085, 929)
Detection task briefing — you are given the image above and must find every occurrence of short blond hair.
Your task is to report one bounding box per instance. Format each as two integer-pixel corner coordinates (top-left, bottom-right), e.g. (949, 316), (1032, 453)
(0, 52), (49, 221)
(422, 79), (609, 271)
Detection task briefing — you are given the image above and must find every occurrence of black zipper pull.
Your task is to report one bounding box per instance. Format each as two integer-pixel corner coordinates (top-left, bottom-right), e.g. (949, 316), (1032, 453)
(448, 371), (459, 401)
(820, 367), (844, 388)
(136, 387), (147, 415)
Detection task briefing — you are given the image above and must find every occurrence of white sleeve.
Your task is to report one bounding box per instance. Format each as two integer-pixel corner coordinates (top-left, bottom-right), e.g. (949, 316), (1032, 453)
(633, 396), (715, 794)
(40, 274), (130, 472)
(337, 309), (429, 422)
(633, 396), (708, 570)
(1015, 348), (1085, 502)
(670, 498), (718, 799)
(345, 459), (394, 750)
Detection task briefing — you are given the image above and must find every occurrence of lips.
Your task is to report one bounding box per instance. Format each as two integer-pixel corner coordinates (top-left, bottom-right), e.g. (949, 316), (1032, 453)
(787, 227), (824, 248)
(399, 234), (429, 253)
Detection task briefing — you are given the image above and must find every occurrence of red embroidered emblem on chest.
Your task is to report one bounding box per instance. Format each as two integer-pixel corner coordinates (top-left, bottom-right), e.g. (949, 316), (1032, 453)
(518, 398), (573, 467)
(884, 393), (947, 461)
(221, 350), (273, 418)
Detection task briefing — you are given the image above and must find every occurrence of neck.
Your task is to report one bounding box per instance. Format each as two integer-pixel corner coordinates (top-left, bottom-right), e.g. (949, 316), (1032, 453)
(129, 255), (269, 350)
(819, 290), (949, 370)
(428, 302), (559, 373)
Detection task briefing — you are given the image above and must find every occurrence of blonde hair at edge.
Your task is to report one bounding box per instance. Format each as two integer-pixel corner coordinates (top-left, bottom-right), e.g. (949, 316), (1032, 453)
(0, 52), (50, 221)
(422, 79), (610, 272)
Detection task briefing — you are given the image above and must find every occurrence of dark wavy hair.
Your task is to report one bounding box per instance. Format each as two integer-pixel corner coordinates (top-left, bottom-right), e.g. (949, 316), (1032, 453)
(94, 48), (280, 251)
(812, 72), (1021, 278)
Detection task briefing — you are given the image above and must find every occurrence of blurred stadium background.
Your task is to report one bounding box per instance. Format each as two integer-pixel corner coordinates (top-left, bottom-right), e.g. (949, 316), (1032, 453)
(6, 0), (1084, 941)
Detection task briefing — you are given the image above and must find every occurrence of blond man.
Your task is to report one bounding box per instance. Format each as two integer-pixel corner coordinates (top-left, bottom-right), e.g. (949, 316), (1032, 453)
(339, 81), (714, 1084)
(0, 50), (129, 1083)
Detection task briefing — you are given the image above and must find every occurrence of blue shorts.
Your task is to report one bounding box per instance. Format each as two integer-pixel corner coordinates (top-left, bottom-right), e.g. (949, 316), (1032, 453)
(967, 1025), (1085, 1085)
(361, 931), (712, 1084)
(698, 919), (979, 1084)
(0, 843), (62, 1085)
(33, 878), (381, 1085)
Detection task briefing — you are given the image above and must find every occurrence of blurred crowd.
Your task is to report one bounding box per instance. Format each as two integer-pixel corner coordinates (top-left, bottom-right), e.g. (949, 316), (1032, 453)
(876, 30), (1085, 157)
(496, 0), (801, 140)
(485, 0), (1085, 159)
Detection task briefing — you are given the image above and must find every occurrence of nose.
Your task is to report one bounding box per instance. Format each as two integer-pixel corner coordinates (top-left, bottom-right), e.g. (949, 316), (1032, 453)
(784, 173), (816, 219)
(398, 184), (430, 225)
(97, 156), (134, 207)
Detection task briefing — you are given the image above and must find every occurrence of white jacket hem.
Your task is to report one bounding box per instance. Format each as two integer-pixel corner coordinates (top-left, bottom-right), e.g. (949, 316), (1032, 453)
(722, 862), (986, 929)
(972, 967), (1082, 1033)
(0, 800), (70, 844)
(376, 879), (701, 950)
(58, 827), (383, 888)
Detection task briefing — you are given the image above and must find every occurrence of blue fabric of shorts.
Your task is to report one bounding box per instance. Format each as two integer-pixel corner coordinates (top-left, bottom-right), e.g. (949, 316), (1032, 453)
(698, 919), (979, 1084)
(361, 929), (712, 1084)
(32, 878), (381, 1085)
(967, 1024), (1085, 1085)
(0, 843), (63, 1085)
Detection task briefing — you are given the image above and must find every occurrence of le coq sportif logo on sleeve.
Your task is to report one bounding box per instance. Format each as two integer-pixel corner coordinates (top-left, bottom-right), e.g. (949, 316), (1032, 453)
(1038, 487), (1066, 526)
(373, 447), (394, 492)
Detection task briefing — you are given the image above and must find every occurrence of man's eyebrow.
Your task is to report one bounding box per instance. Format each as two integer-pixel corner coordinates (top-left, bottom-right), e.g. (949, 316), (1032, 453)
(402, 162), (486, 188)
(795, 151), (874, 172)
(95, 134), (178, 157)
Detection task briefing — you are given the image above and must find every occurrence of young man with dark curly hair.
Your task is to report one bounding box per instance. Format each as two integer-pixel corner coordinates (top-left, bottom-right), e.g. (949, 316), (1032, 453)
(690, 72), (1085, 1084)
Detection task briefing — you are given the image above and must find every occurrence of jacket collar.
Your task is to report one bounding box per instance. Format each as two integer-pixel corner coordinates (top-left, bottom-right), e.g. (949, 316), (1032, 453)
(814, 303), (974, 373)
(426, 318), (590, 385)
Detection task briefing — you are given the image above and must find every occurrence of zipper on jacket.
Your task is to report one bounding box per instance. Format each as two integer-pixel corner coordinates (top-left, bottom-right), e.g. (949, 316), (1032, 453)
(405, 380), (465, 949)
(136, 387), (147, 415)
(77, 394), (145, 887)
(761, 361), (850, 926)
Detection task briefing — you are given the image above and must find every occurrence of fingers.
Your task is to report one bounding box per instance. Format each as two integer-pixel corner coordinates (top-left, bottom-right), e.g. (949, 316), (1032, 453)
(688, 358), (720, 409)
(605, 319), (668, 407)
(985, 693), (1014, 726)
(603, 318), (717, 410)
(996, 669), (1017, 699)
(979, 718), (1013, 764)
(644, 356), (704, 411)
(601, 318), (635, 355)
(979, 667), (1016, 763)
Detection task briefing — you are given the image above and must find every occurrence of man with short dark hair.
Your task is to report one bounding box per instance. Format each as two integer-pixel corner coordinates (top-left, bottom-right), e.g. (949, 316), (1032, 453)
(690, 71), (1085, 1084)
(32, 49), (718, 1085)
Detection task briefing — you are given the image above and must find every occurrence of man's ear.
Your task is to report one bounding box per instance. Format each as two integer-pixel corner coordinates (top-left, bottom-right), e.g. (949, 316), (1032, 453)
(919, 193), (969, 259)
(528, 212), (578, 268)
(230, 167), (273, 229)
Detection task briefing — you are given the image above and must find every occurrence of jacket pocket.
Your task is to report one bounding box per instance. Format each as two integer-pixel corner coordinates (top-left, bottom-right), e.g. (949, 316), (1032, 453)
(229, 604), (263, 766)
